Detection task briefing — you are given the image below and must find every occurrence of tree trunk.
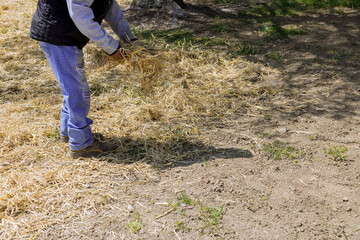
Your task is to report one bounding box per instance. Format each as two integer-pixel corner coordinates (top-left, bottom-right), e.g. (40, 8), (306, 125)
(130, 0), (187, 22)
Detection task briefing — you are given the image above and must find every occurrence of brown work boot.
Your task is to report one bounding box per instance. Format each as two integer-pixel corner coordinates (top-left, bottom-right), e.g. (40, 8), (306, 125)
(69, 141), (117, 159)
(60, 135), (69, 143)
(60, 133), (105, 143)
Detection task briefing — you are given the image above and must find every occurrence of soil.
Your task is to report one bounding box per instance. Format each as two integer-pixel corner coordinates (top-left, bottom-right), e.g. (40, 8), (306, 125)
(119, 2), (360, 240)
(1, 0), (360, 239)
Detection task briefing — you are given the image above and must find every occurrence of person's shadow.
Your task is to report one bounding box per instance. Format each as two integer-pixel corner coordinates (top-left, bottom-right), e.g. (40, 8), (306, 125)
(102, 136), (253, 168)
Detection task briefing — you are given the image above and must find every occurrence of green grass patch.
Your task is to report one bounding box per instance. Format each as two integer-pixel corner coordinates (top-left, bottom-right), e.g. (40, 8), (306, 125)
(136, 29), (230, 49)
(262, 140), (305, 161)
(125, 211), (143, 233)
(261, 21), (307, 40)
(331, 49), (349, 61)
(212, 22), (231, 33)
(200, 204), (224, 230)
(251, 0), (301, 17)
(175, 220), (192, 231)
(137, 29), (195, 46)
(237, 10), (255, 24)
(285, 26), (307, 36)
(261, 23), (289, 40)
(266, 51), (285, 61)
(176, 192), (197, 206)
(258, 132), (274, 139)
(46, 128), (60, 140)
(227, 40), (261, 57)
(196, 37), (228, 47)
(323, 144), (348, 161)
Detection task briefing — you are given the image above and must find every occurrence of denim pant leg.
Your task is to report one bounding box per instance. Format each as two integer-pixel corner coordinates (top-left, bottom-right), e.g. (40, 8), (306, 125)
(39, 41), (93, 150)
(60, 98), (70, 137)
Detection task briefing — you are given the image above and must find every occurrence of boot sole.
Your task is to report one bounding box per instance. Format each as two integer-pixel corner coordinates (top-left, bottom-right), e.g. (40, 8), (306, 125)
(69, 149), (103, 159)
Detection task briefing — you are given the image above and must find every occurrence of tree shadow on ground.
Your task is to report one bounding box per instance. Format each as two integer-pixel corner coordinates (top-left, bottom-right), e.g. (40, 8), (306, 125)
(102, 136), (253, 168)
(126, 0), (360, 122)
(250, 10), (360, 121)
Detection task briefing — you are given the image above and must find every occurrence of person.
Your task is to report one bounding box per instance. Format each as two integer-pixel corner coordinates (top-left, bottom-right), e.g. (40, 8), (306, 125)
(30, 0), (137, 158)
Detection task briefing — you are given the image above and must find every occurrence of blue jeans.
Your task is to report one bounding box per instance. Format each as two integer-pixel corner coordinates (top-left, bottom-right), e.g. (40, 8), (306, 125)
(39, 41), (93, 150)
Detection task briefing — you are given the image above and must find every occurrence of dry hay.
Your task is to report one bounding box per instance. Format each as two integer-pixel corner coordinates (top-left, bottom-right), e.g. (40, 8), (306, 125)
(0, 0), (282, 238)
(85, 43), (280, 125)
(80, 44), (280, 165)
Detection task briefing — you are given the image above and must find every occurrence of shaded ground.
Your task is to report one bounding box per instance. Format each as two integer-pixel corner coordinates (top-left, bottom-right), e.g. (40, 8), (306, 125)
(0, 0), (359, 239)
(122, 1), (360, 239)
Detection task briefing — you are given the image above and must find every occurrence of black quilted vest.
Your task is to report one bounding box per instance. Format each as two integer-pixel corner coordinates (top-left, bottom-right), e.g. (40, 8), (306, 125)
(30, 0), (112, 48)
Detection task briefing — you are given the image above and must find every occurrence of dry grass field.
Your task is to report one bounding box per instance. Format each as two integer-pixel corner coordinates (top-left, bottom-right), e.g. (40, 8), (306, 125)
(1, 0), (359, 239)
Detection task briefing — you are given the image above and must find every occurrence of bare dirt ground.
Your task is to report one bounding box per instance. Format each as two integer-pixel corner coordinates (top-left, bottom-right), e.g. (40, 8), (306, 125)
(0, 0), (359, 239)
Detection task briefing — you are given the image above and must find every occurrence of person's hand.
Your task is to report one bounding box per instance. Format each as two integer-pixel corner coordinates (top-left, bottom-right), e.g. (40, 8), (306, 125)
(111, 48), (128, 61)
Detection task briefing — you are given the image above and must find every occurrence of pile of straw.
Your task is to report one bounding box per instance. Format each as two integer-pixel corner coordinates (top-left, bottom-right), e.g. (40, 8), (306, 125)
(82, 43), (280, 164)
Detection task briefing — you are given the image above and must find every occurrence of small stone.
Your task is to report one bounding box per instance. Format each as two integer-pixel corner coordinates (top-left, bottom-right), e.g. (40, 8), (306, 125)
(127, 204), (134, 212)
(276, 127), (287, 134)
(294, 222), (303, 228)
(346, 207), (352, 212)
(343, 197), (349, 202)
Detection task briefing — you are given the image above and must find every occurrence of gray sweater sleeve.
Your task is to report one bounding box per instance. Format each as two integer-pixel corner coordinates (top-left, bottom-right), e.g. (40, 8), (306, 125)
(104, 0), (136, 43)
(66, 0), (120, 55)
